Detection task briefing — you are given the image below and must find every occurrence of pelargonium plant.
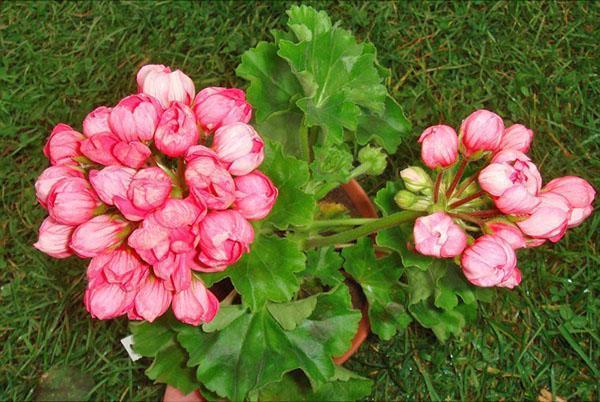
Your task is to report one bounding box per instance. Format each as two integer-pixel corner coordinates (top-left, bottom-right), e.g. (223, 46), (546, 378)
(33, 5), (595, 401)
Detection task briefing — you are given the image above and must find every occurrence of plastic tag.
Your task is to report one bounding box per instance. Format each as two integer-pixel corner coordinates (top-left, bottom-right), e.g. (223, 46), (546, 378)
(121, 335), (142, 361)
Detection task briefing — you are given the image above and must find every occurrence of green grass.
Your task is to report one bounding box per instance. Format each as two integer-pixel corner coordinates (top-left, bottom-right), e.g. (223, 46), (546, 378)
(1, 1), (598, 400)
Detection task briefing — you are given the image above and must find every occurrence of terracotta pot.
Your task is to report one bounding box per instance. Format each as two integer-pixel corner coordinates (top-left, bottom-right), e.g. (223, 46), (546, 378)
(164, 179), (376, 402)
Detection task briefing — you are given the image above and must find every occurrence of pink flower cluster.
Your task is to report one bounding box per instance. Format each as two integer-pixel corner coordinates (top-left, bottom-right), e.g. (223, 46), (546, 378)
(34, 64), (278, 325)
(412, 110), (595, 288)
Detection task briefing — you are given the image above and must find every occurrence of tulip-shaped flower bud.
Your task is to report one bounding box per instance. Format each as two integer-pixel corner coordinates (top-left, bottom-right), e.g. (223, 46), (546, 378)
(88, 247), (147, 286)
(80, 132), (121, 166)
(109, 94), (163, 142)
(461, 234), (520, 288)
(83, 106), (112, 137)
(112, 141), (152, 169)
(133, 275), (173, 322)
(127, 167), (172, 212)
(394, 190), (432, 212)
(172, 279), (219, 326)
(154, 102), (199, 157)
(517, 192), (571, 243)
(197, 210), (254, 271)
(413, 212), (467, 258)
(136, 64), (196, 108)
(543, 176), (595, 228)
(193, 87), (252, 132)
(43, 123), (85, 166)
(499, 124), (534, 153)
(400, 166), (433, 194)
(460, 109), (504, 157)
(70, 215), (129, 257)
(233, 171), (278, 220)
(35, 166), (84, 207)
(89, 166), (136, 206)
(418, 125), (458, 169)
(154, 197), (207, 229)
(485, 221), (526, 249)
(212, 123), (265, 176)
(357, 145), (387, 176)
(185, 146), (235, 210)
(47, 177), (103, 225)
(84, 277), (134, 320)
(34, 217), (75, 258)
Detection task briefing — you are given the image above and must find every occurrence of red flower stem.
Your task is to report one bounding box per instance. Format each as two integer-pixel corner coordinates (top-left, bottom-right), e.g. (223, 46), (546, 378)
(446, 158), (468, 198)
(454, 173), (478, 198)
(467, 209), (502, 218)
(448, 190), (485, 209)
(448, 212), (484, 227)
(433, 170), (443, 203)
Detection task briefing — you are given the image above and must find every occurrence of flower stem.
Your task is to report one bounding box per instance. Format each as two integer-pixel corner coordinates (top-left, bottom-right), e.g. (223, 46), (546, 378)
(308, 217), (377, 229)
(304, 210), (423, 249)
(448, 212), (484, 227)
(446, 158), (468, 198)
(467, 209), (501, 218)
(454, 173), (478, 198)
(299, 118), (310, 161)
(448, 190), (485, 209)
(433, 170), (443, 203)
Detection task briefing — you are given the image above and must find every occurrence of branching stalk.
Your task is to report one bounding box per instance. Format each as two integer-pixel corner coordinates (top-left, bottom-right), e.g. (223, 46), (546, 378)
(446, 158), (468, 198)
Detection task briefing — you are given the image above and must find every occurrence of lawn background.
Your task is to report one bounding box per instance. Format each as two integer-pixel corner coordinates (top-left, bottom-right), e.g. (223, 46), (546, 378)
(1, 1), (598, 400)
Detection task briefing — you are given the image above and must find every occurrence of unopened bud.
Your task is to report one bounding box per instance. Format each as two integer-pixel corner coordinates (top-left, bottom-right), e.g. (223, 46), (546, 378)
(394, 190), (432, 211)
(400, 166), (433, 193)
(357, 145), (387, 176)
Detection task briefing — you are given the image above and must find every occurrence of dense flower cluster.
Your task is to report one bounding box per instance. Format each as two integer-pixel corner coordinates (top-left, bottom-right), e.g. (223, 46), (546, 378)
(399, 110), (595, 288)
(34, 64), (278, 325)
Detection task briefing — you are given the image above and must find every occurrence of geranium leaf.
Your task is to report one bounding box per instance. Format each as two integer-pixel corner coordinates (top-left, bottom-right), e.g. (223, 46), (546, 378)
(373, 180), (403, 216)
(356, 95), (412, 153)
(409, 300), (466, 342)
(342, 238), (412, 340)
(304, 246), (345, 287)
(261, 141), (316, 229)
(267, 295), (318, 331)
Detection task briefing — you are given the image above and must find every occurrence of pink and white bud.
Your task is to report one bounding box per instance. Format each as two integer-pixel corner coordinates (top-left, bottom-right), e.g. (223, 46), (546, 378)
(418, 125), (458, 169)
(133, 275), (172, 322)
(233, 171), (278, 220)
(185, 146), (235, 210)
(80, 132), (121, 166)
(172, 279), (219, 326)
(33, 217), (75, 258)
(154, 101), (199, 157)
(497, 266), (522, 289)
(413, 212), (467, 258)
(543, 176), (595, 228)
(517, 192), (571, 243)
(47, 177), (103, 225)
(154, 197), (206, 229)
(85, 277), (134, 320)
(212, 123), (265, 176)
(460, 109), (504, 157)
(486, 221), (526, 249)
(89, 166), (136, 206)
(127, 215), (170, 264)
(70, 215), (129, 258)
(197, 210), (254, 271)
(193, 87), (252, 132)
(127, 167), (172, 212)
(89, 248), (146, 286)
(136, 64), (195, 108)
(112, 141), (151, 169)
(494, 185), (540, 215)
(35, 166), (84, 207)
(109, 94), (163, 142)
(83, 106), (112, 137)
(461, 234), (518, 288)
(43, 123), (84, 166)
(499, 124), (533, 153)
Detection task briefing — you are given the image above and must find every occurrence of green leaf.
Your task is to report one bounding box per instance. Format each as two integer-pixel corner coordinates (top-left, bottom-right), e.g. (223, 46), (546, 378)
(267, 296), (318, 331)
(356, 95), (412, 153)
(261, 141), (316, 229)
(342, 238), (412, 340)
(178, 287), (361, 400)
(409, 300), (466, 342)
(254, 110), (305, 159)
(373, 180), (403, 216)
(225, 235), (306, 311)
(130, 316), (200, 395)
(304, 246), (345, 287)
(286, 5), (332, 42)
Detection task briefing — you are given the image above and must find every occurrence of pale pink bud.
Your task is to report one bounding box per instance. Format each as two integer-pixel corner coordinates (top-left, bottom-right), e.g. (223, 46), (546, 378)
(461, 234), (518, 288)
(136, 64), (195, 108)
(33, 217), (75, 258)
(89, 166), (135, 206)
(109, 94), (163, 142)
(127, 215), (170, 264)
(494, 185), (540, 215)
(497, 266), (522, 289)
(517, 192), (571, 243)
(172, 279), (219, 326)
(197, 210), (254, 271)
(486, 221), (526, 249)
(413, 212), (467, 258)
(89, 248), (146, 286)
(233, 171), (278, 220)
(43, 123), (84, 166)
(83, 106), (112, 137)
(47, 177), (103, 225)
(85, 279), (133, 319)
(212, 123), (265, 176)
(127, 167), (172, 211)
(153, 197), (206, 229)
(543, 176), (595, 228)
(499, 124), (533, 153)
(154, 102), (199, 157)
(70, 215), (129, 257)
(80, 132), (121, 166)
(112, 141), (151, 168)
(185, 146), (235, 210)
(460, 109), (504, 157)
(418, 125), (458, 169)
(134, 276), (172, 322)
(193, 87), (252, 132)
(35, 166), (84, 207)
